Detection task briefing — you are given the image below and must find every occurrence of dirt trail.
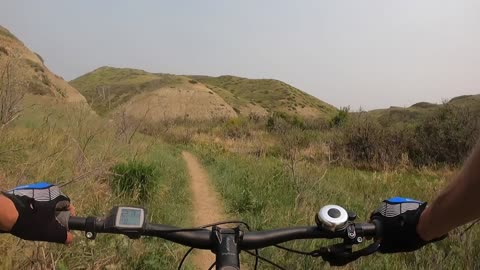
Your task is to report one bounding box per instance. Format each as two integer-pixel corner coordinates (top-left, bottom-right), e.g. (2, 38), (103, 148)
(182, 151), (228, 270)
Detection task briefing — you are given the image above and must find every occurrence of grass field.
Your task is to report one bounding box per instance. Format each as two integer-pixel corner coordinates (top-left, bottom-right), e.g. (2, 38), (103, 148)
(0, 102), (196, 269)
(0, 98), (478, 269)
(193, 143), (480, 270)
(3, 94), (479, 269)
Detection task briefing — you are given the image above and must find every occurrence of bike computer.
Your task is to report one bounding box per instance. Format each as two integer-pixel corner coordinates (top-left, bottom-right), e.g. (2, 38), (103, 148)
(115, 207), (145, 229)
(104, 206), (146, 238)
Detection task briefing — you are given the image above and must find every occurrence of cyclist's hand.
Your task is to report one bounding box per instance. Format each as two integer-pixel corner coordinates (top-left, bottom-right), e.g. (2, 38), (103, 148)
(1, 182), (75, 244)
(370, 197), (446, 253)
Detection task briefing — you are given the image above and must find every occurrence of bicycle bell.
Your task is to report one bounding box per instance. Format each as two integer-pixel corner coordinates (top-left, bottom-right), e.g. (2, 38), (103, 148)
(315, 205), (349, 231)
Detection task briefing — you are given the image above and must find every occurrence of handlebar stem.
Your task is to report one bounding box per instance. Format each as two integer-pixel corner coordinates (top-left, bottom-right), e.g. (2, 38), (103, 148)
(213, 227), (241, 270)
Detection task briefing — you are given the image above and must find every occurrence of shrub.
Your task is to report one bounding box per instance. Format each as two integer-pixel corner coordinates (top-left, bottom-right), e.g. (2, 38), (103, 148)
(266, 112), (305, 133)
(110, 160), (158, 201)
(0, 29), (18, 40)
(162, 130), (193, 145)
(248, 112), (261, 123)
(223, 117), (251, 139)
(0, 62), (25, 127)
(409, 104), (480, 166)
(41, 74), (51, 86)
(55, 87), (67, 98)
(24, 59), (44, 73)
(329, 104), (480, 169)
(230, 189), (264, 214)
(29, 80), (51, 95)
(330, 113), (413, 169)
(330, 107), (350, 127)
(278, 128), (312, 153)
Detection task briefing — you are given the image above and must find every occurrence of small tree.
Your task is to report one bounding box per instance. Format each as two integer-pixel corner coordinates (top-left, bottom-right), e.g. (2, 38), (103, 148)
(330, 106), (350, 127)
(279, 128), (310, 207)
(0, 61), (25, 129)
(114, 107), (150, 144)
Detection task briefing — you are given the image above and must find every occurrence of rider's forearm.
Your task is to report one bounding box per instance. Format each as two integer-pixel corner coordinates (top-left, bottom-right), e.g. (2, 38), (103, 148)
(417, 140), (480, 241)
(0, 194), (18, 231)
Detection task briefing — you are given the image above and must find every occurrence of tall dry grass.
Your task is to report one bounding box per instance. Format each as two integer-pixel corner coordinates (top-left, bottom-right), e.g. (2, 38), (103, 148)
(0, 101), (193, 269)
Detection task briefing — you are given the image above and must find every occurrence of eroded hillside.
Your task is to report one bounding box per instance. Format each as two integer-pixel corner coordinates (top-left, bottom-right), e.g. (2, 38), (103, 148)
(71, 67), (337, 121)
(0, 26), (87, 103)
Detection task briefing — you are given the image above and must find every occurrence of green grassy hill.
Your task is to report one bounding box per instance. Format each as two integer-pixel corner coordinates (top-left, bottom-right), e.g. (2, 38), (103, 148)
(71, 67), (337, 119)
(367, 94), (480, 125)
(191, 75), (337, 118)
(70, 67), (188, 114)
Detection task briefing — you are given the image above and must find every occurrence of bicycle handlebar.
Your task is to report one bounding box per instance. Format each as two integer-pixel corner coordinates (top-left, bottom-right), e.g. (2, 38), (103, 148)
(68, 216), (378, 250)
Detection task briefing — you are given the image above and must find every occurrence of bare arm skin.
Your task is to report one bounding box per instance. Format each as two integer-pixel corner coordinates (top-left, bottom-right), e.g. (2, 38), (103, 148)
(417, 140), (480, 241)
(0, 194), (19, 231)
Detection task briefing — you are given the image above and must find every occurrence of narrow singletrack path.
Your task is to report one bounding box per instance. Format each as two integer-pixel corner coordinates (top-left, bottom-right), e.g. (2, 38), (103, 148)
(182, 151), (228, 270)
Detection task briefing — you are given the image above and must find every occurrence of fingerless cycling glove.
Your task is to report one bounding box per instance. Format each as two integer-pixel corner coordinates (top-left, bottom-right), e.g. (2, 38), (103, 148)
(1, 182), (70, 243)
(370, 197), (445, 253)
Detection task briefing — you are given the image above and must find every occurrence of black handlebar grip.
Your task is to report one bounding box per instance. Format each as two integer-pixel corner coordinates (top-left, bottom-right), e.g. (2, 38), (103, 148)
(69, 216), (87, 231)
(370, 219), (383, 238)
(355, 222), (379, 238)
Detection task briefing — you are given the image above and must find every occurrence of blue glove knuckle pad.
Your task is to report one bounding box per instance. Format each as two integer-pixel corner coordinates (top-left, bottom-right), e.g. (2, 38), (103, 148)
(385, 197), (423, 204)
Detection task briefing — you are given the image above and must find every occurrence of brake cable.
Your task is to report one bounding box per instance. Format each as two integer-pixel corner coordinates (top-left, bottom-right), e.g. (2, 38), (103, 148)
(197, 220), (251, 230)
(176, 219), (383, 269)
(244, 250), (287, 270)
(274, 244), (312, 256)
(162, 220), (253, 234)
(312, 240), (381, 266)
(177, 247), (194, 270)
(273, 239), (381, 267)
(272, 217), (478, 267)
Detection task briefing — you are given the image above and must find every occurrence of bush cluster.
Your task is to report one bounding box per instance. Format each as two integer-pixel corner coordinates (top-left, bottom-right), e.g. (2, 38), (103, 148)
(330, 114), (413, 169)
(110, 160), (158, 201)
(410, 104), (480, 166)
(330, 104), (480, 169)
(223, 117), (251, 139)
(266, 111), (306, 133)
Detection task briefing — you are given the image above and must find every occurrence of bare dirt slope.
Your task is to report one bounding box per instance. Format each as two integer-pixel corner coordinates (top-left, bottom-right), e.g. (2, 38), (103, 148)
(0, 25), (87, 103)
(182, 151), (228, 269)
(123, 82), (237, 121)
(72, 67), (338, 120)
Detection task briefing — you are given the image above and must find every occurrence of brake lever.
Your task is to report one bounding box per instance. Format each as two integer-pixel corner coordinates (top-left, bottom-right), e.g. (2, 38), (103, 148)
(311, 240), (381, 266)
(313, 243), (355, 266)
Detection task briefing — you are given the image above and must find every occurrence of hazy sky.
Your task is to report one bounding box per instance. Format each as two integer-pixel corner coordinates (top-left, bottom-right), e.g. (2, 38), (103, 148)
(1, 0), (479, 109)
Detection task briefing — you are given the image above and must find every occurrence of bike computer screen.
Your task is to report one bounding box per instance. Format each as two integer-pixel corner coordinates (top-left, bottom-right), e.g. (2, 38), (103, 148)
(115, 207), (145, 228)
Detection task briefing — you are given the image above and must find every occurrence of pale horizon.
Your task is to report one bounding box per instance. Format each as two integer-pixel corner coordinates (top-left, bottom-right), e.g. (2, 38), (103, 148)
(1, 0), (479, 110)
